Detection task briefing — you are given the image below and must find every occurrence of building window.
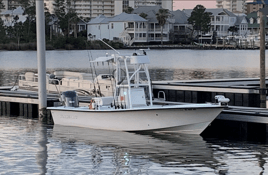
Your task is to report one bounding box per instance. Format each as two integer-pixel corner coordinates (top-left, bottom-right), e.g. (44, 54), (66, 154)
(250, 18), (254, 24)
(111, 23), (113, 29)
(257, 18), (260, 24)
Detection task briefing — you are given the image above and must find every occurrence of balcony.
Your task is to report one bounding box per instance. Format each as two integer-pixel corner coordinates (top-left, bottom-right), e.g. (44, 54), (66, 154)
(148, 37), (168, 41)
(211, 20), (229, 25)
(134, 37), (147, 41)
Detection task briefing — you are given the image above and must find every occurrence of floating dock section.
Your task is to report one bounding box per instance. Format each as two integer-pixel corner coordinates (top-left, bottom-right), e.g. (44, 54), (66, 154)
(152, 78), (268, 140)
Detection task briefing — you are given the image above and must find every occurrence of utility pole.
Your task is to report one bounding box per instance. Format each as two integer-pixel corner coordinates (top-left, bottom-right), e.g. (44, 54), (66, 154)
(36, 0), (48, 120)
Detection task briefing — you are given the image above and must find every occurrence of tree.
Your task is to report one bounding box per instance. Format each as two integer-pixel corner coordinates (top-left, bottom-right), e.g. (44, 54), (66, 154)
(0, 0), (5, 10)
(228, 26), (238, 36)
(0, 19), (6, 43)
(54, 0), (78, 37)
(13, 16), (24, 49)
(54, 0), (65, 36)
(156, 8), (169, 45)
(139, 12), (147, 19)
(124, 6), (134, 14)
(188, 5), (211, 39)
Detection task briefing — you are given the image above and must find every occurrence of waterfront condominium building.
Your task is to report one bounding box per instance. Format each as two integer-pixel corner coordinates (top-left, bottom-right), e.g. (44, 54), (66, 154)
(68, 0), (173, 18)
(69, 0), (114, 19)
(114, 0), (173, 15)
(216, 0), (247, 13)
(246, 0), (268, 14)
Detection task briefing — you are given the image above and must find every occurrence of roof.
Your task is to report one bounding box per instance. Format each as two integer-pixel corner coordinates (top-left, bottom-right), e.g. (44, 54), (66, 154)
(132, 6), (161, 23)
(89, 13), (147, 25)
(88, 15), (110, 24)
(132, 6), (188, 24)
(1, 6), (24, 15)
(183, 8), (236, 17)
(235, 15), (247, 25)
(132, 5), (162, 14)
(246, 11), (268, 28)
(110, 12), (147, 22)
(247, 0), (268, 4)
(170, 10), (188, 24)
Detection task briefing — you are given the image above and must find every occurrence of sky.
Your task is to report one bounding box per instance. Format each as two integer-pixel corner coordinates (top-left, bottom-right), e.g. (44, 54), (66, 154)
(173, 0), (254, 10)
(173, 0), (217, 10)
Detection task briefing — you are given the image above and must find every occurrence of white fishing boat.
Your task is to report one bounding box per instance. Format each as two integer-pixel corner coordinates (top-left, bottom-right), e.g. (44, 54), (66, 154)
(18, 71), (114, 96)
(48, 42), (229, 134)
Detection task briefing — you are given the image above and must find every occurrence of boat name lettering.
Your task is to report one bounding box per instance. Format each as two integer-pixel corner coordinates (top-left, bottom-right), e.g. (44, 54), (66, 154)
(183, 108), (196, 111)
(60, 115), (78, 119)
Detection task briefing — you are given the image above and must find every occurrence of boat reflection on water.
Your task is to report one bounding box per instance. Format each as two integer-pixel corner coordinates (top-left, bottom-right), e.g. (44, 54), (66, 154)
(51, 125), (221, 174)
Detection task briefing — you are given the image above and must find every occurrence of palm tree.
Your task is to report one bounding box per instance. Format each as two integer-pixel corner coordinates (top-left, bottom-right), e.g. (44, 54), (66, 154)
(156, 9), (169, 45)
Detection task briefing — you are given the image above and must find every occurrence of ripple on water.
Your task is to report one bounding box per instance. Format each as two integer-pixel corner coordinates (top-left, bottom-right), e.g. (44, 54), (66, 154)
(0, 117), (268, 174)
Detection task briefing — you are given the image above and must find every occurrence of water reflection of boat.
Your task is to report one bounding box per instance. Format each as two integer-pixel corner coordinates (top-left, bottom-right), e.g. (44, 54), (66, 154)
(52, 125), (219, 168)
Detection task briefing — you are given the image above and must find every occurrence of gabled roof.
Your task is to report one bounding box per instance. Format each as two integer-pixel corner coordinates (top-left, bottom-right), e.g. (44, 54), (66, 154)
(88, 15), (110, 24)
(88, 13), (147, 25)
(110, 12), (147, 22)
(132, 6), (187, 24)
(170, 10), (188, 24)
(132, 5), (162, 14)
(183, 8), (236, 17)
(235, 16), (247, 25)
(246, 11), (268, 28)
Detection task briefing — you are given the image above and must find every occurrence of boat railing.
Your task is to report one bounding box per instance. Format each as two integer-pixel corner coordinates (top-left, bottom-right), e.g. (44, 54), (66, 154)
(47, 78), (61, 93)
(157, 91), (166, 101)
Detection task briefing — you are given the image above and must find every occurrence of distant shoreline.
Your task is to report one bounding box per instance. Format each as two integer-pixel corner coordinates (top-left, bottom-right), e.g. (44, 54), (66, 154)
(0, 42), (262, 51)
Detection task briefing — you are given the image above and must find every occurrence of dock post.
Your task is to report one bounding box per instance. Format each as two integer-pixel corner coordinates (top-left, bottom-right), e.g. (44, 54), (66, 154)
(28, 104), (33, 119)
(19, 103), (24, 116)
(2, 102), (6, 116)
(260, 10), (266, 108)
(36, 0), (48, 121)
(24, 104), (28, 118)
(6, 102), (10, 117)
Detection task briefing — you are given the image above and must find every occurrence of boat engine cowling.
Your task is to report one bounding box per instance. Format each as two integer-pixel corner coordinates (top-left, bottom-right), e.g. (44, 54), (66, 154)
(60, 91), (79, 107)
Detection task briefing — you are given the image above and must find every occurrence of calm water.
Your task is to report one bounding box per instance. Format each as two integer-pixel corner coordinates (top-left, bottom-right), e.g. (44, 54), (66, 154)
(0, 49), (267, 86)
(1, 49), (268, 174)
(0, 116), (268, 175)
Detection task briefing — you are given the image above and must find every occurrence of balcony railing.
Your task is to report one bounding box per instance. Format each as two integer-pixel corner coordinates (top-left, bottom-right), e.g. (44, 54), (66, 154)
(211, 21), (229, 25)
(148, 37), (168, 41)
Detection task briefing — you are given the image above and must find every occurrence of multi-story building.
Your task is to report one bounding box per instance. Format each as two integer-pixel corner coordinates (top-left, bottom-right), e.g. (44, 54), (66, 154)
(216, 0), (247, 13)
(184, 8), (248, 37)
(69, 0), (114, 19)
(246, 0), (268, 14)
(114, 0), (172, 15)
(59, 0), (172, 19)
(87, 13), (148, 45)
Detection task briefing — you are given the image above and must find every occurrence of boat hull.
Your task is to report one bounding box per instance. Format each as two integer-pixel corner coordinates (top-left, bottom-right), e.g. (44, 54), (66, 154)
(50, 106), (223, 134)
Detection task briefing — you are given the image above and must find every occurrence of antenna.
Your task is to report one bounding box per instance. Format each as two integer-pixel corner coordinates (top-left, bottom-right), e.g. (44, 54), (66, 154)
(98, 39), (120, 54)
